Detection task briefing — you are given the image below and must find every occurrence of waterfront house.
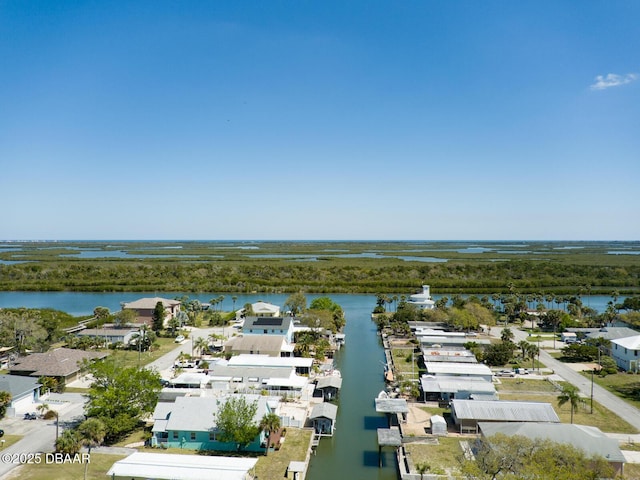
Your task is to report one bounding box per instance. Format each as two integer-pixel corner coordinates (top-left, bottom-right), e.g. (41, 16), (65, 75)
(250, 301), (281, 317)
(420, 375), (497, 402)
(450, 399), (560, 434)
(424, 362), (493, 382)
(309, 402), (338, 435)
(225, 335), (294, 357)
(151, 394), (269, 451)
(227, 354), (313, 375)
(121, 297), (181, 327)
(107, 452), (258, 480)
(611, 335), (640, 372)
(242, 317), (295, 344)
(478, 422), (625, 476)
(9, 347), (107, 386)
(0, 375), (41, 417)
(421, 347), (478, 363)
(76, 326), (138, 346)
(418, 336), (490, 348)
(207, 364), (310, 398)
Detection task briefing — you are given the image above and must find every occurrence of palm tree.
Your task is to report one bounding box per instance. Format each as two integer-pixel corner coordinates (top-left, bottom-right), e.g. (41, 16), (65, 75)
(259, 413), (281, 456)
(501, 327), (514, 343)
(232, 296), (238, 312)
(209, 298), (219, 312)
(194, 337), (209, 358)
(36, 402), (49, 418)
(55, 429), (81, 454)
(78, 418), (106, 480)
(557, 385), (584, 424)
(526, 343), (539, 370)
(517, 340), (530, 360)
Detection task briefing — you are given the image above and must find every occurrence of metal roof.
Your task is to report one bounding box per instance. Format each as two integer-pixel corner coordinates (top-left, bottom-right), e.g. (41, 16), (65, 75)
(106, 452), (257, 480)
(478, 422), (625, 463)
(612, 335), (640, 350)
(377, 427), (402, 447)
(451, 400), (560, 423)
(424, 362), (492, 376)
(420, 375), (497, 395)
(228, 354), (312, 368)
(375, 398), (409, 414)
(316, 376), (343, 390)
(310, 402), (338, 421)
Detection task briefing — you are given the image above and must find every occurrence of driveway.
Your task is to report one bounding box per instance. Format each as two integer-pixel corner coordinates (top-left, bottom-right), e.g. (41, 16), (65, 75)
(0, 393), (87, 479)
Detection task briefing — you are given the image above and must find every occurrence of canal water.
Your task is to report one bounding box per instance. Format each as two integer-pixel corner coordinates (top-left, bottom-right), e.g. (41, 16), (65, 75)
(0, 291), (619, 479)
(305, 295), (398, 480)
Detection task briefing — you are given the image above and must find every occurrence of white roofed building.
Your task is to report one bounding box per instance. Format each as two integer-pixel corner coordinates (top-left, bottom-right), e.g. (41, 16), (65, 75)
(107, 452), (258, 480)
(611, 335), (640, 372)
(424, 362), (493, 382)
(407, 285), (435, 310)
(420, 375), (497, 402)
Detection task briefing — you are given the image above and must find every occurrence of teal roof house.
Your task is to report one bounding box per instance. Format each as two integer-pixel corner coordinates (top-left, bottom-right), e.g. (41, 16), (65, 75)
(151, 394), (270, 452)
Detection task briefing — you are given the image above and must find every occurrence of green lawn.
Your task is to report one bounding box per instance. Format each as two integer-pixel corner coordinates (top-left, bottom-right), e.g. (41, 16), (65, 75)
(0, 434), (22, 450)
(581, 371), (640, 411)
(405, 437), (465, 476)
(495, 377), (558, 393)
(107, 337), (179, 369)
(254, 428), (312, 480)
(498, 392), (638, 434)
(391, 348), (422, 381)
(4, 453), (126, 480)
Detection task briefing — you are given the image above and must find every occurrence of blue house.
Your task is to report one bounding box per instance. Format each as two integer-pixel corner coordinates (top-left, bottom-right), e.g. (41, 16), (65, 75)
(151, 394), (270, 452)
(242, 317), (295, 344)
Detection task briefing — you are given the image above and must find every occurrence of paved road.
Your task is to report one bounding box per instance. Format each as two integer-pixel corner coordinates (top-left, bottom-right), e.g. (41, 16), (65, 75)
(146, 325), (230, 378)
(0, 393), (87, 478)
(494, 326), (640, 432)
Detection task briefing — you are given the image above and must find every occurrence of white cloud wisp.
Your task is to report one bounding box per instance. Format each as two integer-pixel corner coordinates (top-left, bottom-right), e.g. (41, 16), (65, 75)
(590, 72), (638, 91)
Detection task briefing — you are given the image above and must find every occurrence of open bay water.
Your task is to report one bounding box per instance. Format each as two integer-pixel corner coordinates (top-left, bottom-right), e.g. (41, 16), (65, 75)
(0, 291), (621, 478)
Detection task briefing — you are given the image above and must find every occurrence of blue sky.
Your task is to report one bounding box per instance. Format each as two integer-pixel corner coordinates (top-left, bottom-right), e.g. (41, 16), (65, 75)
(1, 1), (638, 240)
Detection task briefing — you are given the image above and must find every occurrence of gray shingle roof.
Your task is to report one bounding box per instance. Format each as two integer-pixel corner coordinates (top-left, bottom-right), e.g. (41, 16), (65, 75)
(10, 348), (107, 377)
(0, 375), (40, 399)
(226, 335), (287, 353)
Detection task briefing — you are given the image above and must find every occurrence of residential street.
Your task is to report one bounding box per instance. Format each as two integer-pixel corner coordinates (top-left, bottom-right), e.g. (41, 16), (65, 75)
(0, 393), (86, 478)
(493, 326), (640, 433)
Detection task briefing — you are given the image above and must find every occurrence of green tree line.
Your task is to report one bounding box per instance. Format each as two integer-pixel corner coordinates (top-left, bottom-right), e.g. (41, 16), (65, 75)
(0, 259), (638, 294)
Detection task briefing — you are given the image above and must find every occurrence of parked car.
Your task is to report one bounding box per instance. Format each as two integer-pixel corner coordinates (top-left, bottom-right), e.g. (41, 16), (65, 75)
(516, 368), (529, 375)
(0, 428), (4, 437)
(174, 335), (185, 343)
(495, 370), (516, 377)
(23, 412), (37, 420)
